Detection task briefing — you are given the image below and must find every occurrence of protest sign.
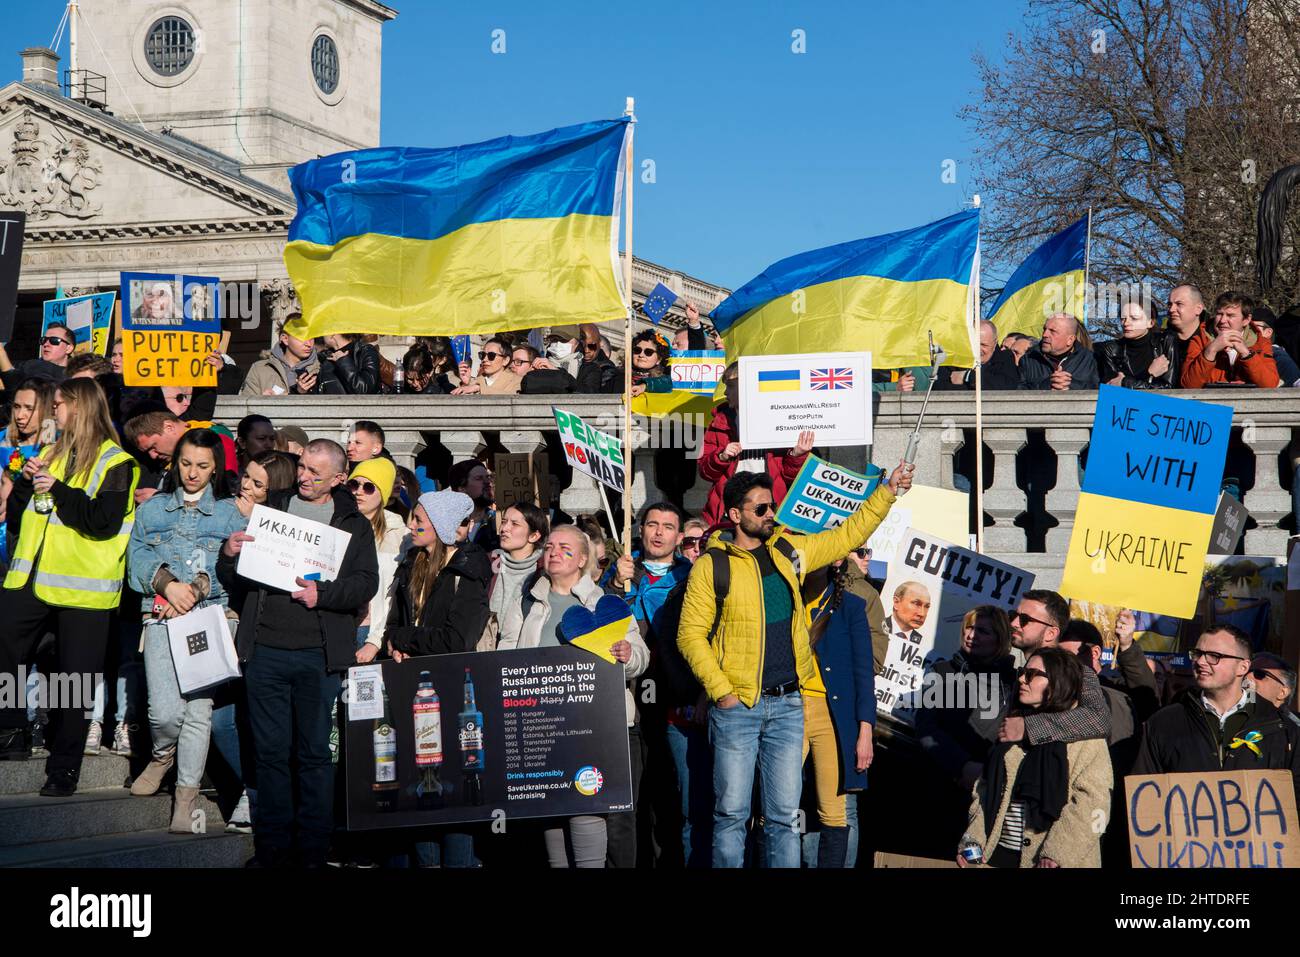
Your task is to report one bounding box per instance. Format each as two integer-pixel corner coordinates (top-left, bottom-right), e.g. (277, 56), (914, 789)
(553, 406), (624, 492)
(738, 352), (872, 449)
(1125, 770), (1300, 868)
(1062, 386), (1231, 619)
(236, 503), (353, 593)
(875, 529), (1032, 723)
(344, 646), (633, 829)
(0, 212), (24, 342)
(669, 350), (727, 395)
(1209, 492), (1250, 556)
(865, 484), (969, 566)
(43, 292), (115, 356)
(775, 455), (882, 534)
(494, 452), (550, 511)
(120, 271), (221, 387)
(873, 852), (959, 868)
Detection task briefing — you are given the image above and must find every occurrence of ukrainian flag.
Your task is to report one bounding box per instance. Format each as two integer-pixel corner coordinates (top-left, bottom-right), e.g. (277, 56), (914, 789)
(710, 209), (980, 369)
(283, 119), (630, 340)
(988, 215), (1088, 340)
(757, 369), (801, 392)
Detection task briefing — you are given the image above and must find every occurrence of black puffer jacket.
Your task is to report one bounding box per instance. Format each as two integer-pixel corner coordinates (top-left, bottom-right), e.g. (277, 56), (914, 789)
(385, 542), (492, 657)
(1094, 330), (1179, 389)
(318, 339), (383, 395)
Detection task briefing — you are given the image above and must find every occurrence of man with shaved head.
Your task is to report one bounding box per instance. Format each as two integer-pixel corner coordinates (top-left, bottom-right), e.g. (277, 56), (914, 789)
(1017, 312), (1100, 390)
(218, 437), (378, 868)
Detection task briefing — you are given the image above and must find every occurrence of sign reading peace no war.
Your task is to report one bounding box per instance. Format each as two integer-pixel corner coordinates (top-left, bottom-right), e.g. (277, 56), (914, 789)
(553, 407), (625, 492)
(120, 271), (222, 387)
(1061, 386), (1232, 618)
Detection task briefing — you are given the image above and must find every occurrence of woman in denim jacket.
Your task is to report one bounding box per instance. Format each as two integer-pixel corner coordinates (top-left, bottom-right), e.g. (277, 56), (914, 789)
(125, 429), (245, 833)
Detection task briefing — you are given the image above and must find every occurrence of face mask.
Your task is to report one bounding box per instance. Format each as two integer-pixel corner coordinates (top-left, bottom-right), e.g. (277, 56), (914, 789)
(548, 343), (573, 360)
(643, 560), (673, 576)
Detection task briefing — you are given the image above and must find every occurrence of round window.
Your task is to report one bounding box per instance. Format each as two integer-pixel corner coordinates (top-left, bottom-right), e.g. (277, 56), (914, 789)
(312, 34), (339, 95)
(144, 16), (195, 77)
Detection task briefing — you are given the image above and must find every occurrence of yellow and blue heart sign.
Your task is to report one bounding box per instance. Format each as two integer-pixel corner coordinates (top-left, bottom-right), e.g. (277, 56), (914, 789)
(559, 595), (632, 664)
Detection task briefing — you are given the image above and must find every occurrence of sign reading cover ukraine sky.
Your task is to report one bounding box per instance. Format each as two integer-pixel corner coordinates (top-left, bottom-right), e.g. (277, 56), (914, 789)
(738, 352), (872, 449)
(776, 456), (882, 534)
(1061, 386), (1232, 618)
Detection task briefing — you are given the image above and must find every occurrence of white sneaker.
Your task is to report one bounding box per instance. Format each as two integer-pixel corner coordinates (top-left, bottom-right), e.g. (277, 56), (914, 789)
(226, 791), (252, 833)
(83, 720), (102, 756)
(111, 722), (135, 757)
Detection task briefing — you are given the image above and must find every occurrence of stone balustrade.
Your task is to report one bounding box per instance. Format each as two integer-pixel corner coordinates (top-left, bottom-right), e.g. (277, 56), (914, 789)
(215, 390), (1299, 589)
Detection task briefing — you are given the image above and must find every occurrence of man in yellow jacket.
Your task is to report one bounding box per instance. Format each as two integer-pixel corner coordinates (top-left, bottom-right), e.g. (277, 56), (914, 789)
(678, 458), (912, 867)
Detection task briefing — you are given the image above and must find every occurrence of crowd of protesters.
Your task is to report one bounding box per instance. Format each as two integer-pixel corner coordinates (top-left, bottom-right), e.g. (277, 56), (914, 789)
(0, 280), (1296, 870)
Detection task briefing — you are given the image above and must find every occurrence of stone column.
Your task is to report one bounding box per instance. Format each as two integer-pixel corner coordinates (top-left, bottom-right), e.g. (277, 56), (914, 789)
(983, 428), (1028, 553)
(1043, 428), (1090, 555)
(441, 430), (486, 463)
(561, 469), (604, 517)
(1243, 426), (1292, 555)
(384, 431), (425, 471)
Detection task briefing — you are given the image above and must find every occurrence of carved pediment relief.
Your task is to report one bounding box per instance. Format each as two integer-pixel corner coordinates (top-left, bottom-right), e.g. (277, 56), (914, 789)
(0, 109), (102, 220)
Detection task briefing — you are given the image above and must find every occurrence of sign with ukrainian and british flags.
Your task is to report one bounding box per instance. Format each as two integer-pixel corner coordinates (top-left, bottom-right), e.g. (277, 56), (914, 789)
(738, 351), (873, 450)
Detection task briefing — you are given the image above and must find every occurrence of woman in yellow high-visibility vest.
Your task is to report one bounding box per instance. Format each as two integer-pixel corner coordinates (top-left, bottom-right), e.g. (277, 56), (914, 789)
(0, 378), (139, 796)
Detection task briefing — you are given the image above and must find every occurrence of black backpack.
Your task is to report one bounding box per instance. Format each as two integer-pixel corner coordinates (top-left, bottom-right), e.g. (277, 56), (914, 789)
(649, 539), (797, 706)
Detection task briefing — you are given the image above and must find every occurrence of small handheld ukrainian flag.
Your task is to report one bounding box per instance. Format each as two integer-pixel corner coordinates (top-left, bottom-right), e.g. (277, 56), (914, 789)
(283, 119), (631, 340)
(710, 209), (980, 369)
(988, 215), (1089, 340)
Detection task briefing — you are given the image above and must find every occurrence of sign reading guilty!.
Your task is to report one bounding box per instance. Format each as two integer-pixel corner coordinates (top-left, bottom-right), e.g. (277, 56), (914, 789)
(1061, 386), (1232, 618)
(120, 271), (221, 387)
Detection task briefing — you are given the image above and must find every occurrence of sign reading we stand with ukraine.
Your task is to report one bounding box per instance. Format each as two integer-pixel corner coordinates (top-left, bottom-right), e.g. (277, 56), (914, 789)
(737, 352), (872, 449)
(1061, 385), (1232, 618)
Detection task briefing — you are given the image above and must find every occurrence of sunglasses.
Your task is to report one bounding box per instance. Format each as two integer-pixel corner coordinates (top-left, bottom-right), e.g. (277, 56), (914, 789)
(681, 536), (703, 550)
(582, 340), (600, 351)
(744, 502), (773, 517)
(1018, 666), (1048, 682)
(1011, 611), (1052, 628)
(40, 336), (71, 347)
(852, 548), (871, 559)
(347, 479), (378, 495)
(479, 350), (506, 361)
(1251, 668), (1284, 685)
(634, 347), (659, 357)
(1190, 648), (1247, 666)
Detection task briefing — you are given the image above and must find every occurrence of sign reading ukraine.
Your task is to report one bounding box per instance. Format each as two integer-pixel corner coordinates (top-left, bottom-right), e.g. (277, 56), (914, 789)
(775, 455), (882, 534)
(737, 352), (872, 449)
(1060, 386), (1233, 618)
(283, 118), (630, 340)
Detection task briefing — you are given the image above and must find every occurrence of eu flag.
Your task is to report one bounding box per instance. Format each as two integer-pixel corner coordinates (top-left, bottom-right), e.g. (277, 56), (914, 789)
(641, 283), (679, 324)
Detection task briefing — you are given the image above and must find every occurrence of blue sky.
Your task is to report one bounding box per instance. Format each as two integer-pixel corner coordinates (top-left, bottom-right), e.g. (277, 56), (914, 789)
(11, 1), (1025, 290)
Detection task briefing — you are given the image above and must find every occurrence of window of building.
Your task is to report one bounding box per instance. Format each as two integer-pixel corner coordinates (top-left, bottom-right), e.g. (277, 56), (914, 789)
(312, 34), (340, 95)
(144, 16), (195, 77)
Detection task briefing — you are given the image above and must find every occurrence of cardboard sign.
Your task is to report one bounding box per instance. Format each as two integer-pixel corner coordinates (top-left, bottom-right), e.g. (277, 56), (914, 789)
(1126, 770), (1300, 868)
(875, 529), (1032, 723)
(669, 350), (726, 395)
(0, 212), (24, 343)
(873, 852), (959, 868)
(495, 452), (550, 511)
(120, 271), (221, 386)
(775, 455), (882, 534)
(865, 484), (969, 567)
(344, 647), (633, 829)
(738, 352), (873, 449)
(43, 292), (115, 356)
(1062, 387), (1230, 619)
(1209, 492), (1250, 556)
(553, 407), (624, 492)
(236, 504), (353, 593)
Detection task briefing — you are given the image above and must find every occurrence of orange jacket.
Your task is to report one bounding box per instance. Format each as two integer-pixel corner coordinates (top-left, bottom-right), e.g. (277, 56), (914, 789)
(1180, 324), (1280, 388)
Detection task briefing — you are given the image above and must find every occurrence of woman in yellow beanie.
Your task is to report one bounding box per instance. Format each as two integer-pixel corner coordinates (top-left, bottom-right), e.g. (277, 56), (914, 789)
(348, 456), (408, 663)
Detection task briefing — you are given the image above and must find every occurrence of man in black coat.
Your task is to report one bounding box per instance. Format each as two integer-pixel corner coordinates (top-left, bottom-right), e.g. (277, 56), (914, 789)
(937, 320), (1020, 391)
(1017, 313), (1100, 390)
(218, 438), (378, 867)
(575, 323), (621, 394)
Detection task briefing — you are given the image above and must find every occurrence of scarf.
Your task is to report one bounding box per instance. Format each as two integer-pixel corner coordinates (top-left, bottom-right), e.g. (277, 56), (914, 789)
(490, 549), (542, 615)
(980, 737), (1069, 839)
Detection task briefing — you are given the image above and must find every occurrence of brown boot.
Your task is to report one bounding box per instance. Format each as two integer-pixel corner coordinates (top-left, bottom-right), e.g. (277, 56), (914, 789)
(129, 746), (175, 796)
(169, 786), (201, 834)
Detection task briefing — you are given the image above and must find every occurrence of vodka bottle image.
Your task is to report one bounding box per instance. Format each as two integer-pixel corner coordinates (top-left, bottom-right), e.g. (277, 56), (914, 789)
(458, 668), (485, 806)
(412, 671), (444, 810)
(371, 686), (399, 811)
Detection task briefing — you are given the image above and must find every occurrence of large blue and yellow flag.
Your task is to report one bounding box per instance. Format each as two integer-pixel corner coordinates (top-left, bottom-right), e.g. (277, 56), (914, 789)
(709, 209), (980, 369)
(283, 119), (630, 339)
(988, 215), (1088, 340)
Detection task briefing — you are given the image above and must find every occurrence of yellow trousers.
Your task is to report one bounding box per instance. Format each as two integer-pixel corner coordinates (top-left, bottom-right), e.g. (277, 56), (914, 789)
(802, 693), (847, 827)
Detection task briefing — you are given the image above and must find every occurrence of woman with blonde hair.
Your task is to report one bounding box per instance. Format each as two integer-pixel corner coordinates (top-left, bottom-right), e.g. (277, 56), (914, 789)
(0, 378), (140, 795)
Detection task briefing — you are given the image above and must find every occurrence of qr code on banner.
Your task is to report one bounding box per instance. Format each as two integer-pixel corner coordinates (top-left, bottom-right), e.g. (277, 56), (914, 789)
(355, 678), (376, 703)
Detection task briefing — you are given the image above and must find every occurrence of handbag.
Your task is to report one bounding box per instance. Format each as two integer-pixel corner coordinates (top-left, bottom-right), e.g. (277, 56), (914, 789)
(166, 603), (241, 695)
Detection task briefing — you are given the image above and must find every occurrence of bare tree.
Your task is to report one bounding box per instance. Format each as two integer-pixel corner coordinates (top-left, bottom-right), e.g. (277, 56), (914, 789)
(964, 0), (1300, 336)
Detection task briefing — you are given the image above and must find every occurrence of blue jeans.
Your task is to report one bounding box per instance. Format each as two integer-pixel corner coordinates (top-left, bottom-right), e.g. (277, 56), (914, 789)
(801, 792), (860, 868)
(709, 691), (804, 868)
(413, 832), (479, 868)
(245, 645), (341, 866)
(665, 720), (714, 868)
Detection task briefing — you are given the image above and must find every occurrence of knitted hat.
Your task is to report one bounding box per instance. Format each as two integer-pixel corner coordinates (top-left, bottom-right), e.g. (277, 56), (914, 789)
(417, 489), (475, 545)
(350, 457), (396, 503)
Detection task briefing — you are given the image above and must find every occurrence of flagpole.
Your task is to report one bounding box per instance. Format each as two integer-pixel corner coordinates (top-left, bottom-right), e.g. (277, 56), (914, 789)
(1082, 206), (1093, 328)
(972, 195), (984, 554)
(621, 97), (636, 559)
